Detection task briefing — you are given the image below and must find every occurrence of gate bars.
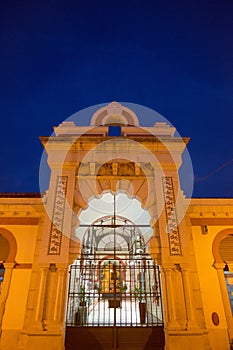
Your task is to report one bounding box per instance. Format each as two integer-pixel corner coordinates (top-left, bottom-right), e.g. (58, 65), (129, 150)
(66, 256), (163, 327)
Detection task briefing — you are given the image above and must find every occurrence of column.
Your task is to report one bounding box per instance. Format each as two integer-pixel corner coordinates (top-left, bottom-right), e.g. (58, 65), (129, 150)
(0, 263), (15, 332)
(34, 266), (48, 329)
(214, 262), (233, 339)
(53, 264), (68, 324)
(163, 266), (179, 329)
(181, 264), (198, 329)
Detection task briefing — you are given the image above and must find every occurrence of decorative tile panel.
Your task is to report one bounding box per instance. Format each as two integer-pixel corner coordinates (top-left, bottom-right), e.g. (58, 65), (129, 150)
(48, 176), (68, 255)
(162, 177), (182, 255)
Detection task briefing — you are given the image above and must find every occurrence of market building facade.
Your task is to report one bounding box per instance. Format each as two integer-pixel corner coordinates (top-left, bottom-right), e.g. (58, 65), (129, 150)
(0, 102), (232, 350)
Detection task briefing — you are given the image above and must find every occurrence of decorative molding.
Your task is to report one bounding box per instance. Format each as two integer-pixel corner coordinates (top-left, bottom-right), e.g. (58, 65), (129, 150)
(190, 218), (233, 226)
(162, 177), (182, 255)
(14, 263), (33, 269)
(48, 176), (68, 255)
(90, 162), (145, 177)
(0, 217), (39, 225)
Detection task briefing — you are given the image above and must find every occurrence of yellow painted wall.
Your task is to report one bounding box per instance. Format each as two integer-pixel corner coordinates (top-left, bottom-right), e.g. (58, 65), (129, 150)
(192, 225), (232, 329)
(2, 269), (32, 329)
(0, 224), (38, 330)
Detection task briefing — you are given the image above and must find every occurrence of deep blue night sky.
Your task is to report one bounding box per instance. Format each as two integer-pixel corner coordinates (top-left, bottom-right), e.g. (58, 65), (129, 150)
(0, 0), (232, 197)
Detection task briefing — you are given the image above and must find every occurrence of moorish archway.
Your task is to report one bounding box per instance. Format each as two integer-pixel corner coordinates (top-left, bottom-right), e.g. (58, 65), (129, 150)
(37, 102), (208, 350)
(66, 193), (163, 325)
(65, 192), (164, 349)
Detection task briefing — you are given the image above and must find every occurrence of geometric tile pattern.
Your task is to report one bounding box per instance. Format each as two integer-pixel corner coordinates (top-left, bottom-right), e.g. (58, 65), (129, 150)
(162, 176), (182, 255)
(48, 176), (68, 255)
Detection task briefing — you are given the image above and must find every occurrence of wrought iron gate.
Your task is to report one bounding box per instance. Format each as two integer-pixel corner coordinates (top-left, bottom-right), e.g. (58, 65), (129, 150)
(66, 258), (162, 327)
(66, 216), (163, 328)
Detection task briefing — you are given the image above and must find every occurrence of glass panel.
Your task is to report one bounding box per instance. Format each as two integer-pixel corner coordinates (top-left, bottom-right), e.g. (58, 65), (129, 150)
(0, 263), (5, 294)
(224, 271), (233, 314)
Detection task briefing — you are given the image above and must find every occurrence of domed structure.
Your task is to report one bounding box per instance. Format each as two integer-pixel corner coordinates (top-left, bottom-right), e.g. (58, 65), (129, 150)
(90, 101), (139, 126)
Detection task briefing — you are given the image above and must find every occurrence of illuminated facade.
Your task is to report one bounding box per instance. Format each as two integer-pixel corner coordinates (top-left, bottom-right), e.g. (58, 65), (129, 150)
(0, 102), (232, 350)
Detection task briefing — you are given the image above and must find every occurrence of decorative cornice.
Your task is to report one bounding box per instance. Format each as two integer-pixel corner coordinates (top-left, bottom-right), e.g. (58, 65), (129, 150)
(0, 217), (40, 225)
(0, 193), (41, 198)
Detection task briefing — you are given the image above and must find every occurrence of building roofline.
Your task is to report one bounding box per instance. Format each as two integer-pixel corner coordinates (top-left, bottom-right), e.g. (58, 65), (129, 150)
(0, 193), (42, 198)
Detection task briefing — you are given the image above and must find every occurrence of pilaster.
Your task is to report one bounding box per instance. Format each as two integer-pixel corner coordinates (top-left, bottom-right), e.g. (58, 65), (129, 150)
(0, 263), (15, 332)
(180, 264), (198, 330)
(162, 265), (180, 330)
(214, 262), (233, 340)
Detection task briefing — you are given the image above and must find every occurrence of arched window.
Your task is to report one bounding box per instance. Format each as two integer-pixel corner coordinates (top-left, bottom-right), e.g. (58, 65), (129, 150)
(213, 230), (233, 315)
(0, 229), (17, 293)
(0, 233), (10, 260)
(219, 234), (233, 314)
(0, 233), (10, 293)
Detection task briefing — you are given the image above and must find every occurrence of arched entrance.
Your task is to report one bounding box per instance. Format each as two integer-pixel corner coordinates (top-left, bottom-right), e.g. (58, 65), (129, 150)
(65, 193), (164, 349)
(38, 102), (199, 350)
